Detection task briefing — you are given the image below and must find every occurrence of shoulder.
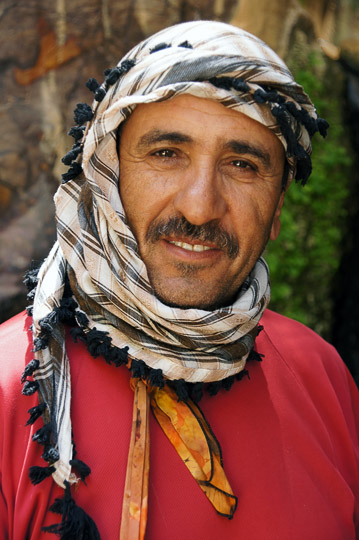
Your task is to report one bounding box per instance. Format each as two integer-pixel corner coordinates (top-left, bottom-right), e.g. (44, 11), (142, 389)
(0, 310), (31, 343)
(0, 311), (33, 390)
(261, 308), (342, 365)
(0, 312), (35, 441)
(259, 309), (359, 414)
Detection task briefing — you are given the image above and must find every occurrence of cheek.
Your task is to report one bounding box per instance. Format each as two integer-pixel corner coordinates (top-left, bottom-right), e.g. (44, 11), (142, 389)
(228, 188), (279, 242)
(119, 163), (175, 238)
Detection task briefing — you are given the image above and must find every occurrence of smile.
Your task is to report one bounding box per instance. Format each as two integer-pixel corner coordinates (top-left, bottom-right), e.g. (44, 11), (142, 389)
(168, 241), (213, 252)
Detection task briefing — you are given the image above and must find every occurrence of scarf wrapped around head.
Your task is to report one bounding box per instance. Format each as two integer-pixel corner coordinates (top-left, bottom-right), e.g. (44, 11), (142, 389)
(22, 20), (328, 539)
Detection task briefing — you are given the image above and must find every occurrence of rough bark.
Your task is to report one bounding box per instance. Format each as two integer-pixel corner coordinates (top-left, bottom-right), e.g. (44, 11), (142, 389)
(0, 0), (235, 321)
(1, 0), (358, 390)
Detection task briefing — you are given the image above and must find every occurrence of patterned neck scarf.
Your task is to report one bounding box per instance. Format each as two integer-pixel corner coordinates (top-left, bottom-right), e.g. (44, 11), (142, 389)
(22, 20), (328, 539)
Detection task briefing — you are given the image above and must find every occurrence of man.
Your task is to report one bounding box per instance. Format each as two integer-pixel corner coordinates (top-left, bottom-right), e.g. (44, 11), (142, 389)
(1, 20), (358, 540)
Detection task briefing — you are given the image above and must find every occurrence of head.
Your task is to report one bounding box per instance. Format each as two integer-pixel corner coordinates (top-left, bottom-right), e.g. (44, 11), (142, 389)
(78, 20), (328, 312)
(31, 22), (328, 513)
(119, 94), (285, 309)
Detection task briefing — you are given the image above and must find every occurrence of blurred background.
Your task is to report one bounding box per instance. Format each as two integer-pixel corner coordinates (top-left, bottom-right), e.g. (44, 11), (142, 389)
(0, 0), (358, 384)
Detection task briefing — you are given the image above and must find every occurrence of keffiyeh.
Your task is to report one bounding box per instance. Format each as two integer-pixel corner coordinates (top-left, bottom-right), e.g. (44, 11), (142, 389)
(22, 20), (328, 539)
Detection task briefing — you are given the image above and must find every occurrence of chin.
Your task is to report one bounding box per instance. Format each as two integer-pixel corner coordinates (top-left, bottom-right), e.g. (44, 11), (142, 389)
(147, 269), (244, 311)
(152, 287), (236, 311)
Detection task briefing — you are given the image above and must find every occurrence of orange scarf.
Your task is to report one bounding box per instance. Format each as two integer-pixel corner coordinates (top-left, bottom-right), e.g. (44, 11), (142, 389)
(120, 379), (237, 540)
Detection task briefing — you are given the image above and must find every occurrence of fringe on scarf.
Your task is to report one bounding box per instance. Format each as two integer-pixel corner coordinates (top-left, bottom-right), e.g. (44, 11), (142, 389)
(22, 264), (263, 538)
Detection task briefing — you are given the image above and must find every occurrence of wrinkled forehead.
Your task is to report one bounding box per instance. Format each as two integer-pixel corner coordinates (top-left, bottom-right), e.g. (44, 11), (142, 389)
(81, 21), (322, 188)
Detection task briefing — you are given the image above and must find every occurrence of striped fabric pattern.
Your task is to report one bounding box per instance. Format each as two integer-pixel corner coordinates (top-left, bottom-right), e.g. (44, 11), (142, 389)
(31, 20), (319, 488)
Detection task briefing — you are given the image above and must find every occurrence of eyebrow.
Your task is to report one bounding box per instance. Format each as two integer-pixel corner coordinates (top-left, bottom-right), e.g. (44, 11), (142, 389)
(135, 129), (272, 168)
(225, 140), (271, 167)
(136, 129), (193, 151)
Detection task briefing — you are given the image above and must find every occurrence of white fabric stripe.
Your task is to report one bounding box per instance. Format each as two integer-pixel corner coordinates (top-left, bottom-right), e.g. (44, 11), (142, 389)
(31, 20), (319, 489)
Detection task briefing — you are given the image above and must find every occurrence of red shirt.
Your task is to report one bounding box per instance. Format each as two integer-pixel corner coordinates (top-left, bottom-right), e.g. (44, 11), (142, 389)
(1, 310), (358, 539)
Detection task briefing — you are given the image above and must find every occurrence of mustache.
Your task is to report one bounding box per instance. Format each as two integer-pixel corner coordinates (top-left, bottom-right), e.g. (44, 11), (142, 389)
(145, 216), (239, 259)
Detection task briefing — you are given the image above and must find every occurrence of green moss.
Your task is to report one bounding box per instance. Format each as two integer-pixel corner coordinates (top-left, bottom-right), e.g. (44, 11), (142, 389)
(265, 50), (351, 338)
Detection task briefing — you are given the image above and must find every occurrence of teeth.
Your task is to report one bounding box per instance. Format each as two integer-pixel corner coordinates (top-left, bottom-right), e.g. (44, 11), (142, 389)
(169, 241), (212, 252)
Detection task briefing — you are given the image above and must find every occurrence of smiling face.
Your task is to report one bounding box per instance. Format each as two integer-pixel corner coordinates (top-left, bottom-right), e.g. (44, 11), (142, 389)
(119, 94), (285, 310)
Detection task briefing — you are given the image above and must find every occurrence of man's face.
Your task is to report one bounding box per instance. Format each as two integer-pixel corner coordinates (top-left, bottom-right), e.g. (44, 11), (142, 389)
(119, 94), (285, 310)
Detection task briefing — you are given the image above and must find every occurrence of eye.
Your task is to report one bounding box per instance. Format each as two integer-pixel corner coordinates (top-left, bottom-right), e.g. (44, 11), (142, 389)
(152, 148), (176, 158)
(231, 159), (255, 170)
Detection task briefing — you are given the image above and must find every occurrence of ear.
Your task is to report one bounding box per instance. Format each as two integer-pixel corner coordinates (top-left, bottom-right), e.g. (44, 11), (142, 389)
(270, 191), (285, 241)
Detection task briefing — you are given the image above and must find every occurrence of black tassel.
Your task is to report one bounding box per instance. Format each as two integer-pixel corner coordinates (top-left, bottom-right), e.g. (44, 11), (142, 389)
(63, 274), (74, 298)
(21, 359), (40, 383)
(253, 88), (285, 105)
(73, 103), (93, 125)
(209, 76), (250, 94)
(94, 87), (106, 102)
(70, 459), (91, 483)
(231, 78), (250, 93)
(106, 344), (128, 367)
(130, 359), (149, 379)
(27, 288), (36, 301)
(85, 78), (106, 102)
(71, 321), (128, 367)
(105, 59), (135, 85)
(105, 67), (121, 85)
(169, 379), (189, 401)
(270, 105), (297, 153)
(61, 162), (83, 184)
(221, 375), (235, 392)
(189, 382), (204, 403)
(68, 126), (85, 141)
(207, 380), (222, 397)
(253, 88), (267, 104)
(235, 368), (250, 381)
(42, 481), (101, 539)
(249, 349), (264, 362)
(29, 465), (55, 485)
(178, 40), (193, 49)
(285, 101), (317, 136)
(85, 328), (113, 359)
(317, 117), (329, 137)
(146, 368), (165, 389)
(70, 327), (86, 343)
(22, 380), (39, 396)
(150, 42), (171, 54)
(26, 402), (46, 426)
(23, 267), (40, 292)
(57, 297), (78, 324)
(209, 76), (232, 91)
(42, 447), (60, 463)
(33, 335), (49, 351)
(74, 311), (89, 328)
(61, 144), (82, 166)
(295, 155), (312, 186)
(120, 59), (135, 73)
(32, 423), (52, 445)
(85, 77), (100, 92)
(39, 311), (58, 333)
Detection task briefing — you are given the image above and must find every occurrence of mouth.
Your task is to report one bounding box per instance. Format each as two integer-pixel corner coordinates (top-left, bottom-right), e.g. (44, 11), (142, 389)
(167, 240), (213, 252)
(145, 216), (239, 259)
(162, 237), (221, 261)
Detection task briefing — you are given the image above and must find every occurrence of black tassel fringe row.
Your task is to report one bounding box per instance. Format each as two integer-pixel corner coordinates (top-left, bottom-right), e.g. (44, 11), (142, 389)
(208, 75), (329, 186)
(23, 248), (263, 538)
(59, 56), (327, 192)
(22, 48), (330, 535)
(41, 481), (100, 539)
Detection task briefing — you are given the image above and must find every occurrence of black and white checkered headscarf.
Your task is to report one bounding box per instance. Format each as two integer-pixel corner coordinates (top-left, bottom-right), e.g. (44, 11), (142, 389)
(23, 20), (328, 535)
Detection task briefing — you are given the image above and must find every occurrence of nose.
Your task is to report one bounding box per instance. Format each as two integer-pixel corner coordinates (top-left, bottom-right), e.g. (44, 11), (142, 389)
(173, 162), (227, 225)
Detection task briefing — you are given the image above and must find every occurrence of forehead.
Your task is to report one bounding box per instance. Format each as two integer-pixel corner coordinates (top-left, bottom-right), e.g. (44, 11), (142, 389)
(121, 94), (284, 155)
